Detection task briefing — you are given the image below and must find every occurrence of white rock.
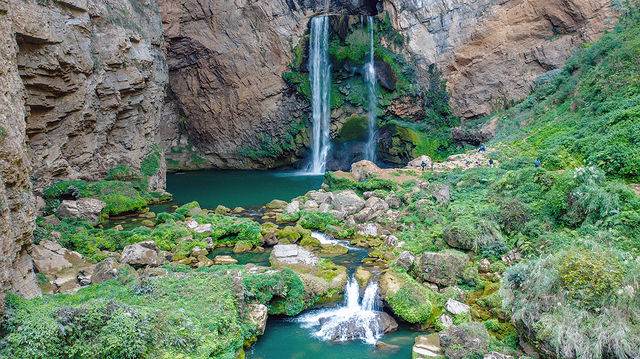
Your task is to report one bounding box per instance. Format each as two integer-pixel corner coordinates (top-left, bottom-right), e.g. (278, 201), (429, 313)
(445, 298), (470, 315)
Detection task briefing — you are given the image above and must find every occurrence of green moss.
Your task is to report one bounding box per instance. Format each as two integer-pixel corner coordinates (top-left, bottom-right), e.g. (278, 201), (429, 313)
(43, 180), (148, 216)
(387, 285), (433, 324)
(141, 145), (161, 177)
(175, 201), (201, 217)
(298, 211), (339, 231)
(336, 115), (368, 144)
(1, 266), (306, 358)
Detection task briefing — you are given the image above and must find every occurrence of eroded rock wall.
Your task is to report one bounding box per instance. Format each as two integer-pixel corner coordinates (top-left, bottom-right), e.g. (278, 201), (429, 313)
(383, 0), (615, 119)
(0, 0), (40, 313)
(13, 0), (170, 190)
(159, 0), (314, 169)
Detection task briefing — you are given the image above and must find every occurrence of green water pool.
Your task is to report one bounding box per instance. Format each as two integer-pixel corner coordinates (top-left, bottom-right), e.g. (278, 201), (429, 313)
(247, 319), (422, 359)
(166, 170), (324, 208)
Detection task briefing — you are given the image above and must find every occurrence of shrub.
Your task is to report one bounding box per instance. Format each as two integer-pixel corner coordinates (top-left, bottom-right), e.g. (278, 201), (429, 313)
(387, 285), (433, 324)
(298, 211), (339, 231)
(556, 249), (626, 309)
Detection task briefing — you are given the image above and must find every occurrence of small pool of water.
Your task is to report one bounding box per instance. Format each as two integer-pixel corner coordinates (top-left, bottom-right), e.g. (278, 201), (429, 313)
(247, 320), (422, 359)
(208, 247), (273, 267)
(166, 170), (324, 208)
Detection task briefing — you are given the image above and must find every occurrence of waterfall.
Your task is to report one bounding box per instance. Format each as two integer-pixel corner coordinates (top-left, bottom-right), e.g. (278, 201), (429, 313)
(297, 276), (385, 344)
(364, 16), (378, 163)
(306, 16), (332, 174)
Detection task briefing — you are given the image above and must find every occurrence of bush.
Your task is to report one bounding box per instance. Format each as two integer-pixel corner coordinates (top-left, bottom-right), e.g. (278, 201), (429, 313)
(387, 285), (433, 324)
(298, 211), (339, 231)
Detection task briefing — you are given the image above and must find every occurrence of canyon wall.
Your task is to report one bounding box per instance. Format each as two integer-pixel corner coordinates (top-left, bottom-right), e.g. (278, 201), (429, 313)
(14, 0), (170, 190)
(383, 0), (615, 119)
(0, 0), (41, 313)
(159, 0), (614, 169)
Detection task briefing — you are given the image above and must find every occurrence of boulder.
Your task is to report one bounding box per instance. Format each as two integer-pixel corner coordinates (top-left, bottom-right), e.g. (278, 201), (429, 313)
(478, 259), (491, 273)
(303, 199), (319, 210)
(120, 241), (164, 268)
(445, 298), (470, 315)
(439, 322), (490, 359)
(309, 191), (333, 204)
(412, 333), (444, 359)
(265, 199), (288, 210)
(191, 246), (208, 257)
(213, 255), (238, 265)
(248, 303), (268, 335)
(193, 223), (213, 234)
(407, 155), (432, 169)
(30, 239), (73, 275)
(318, 312), (398, 342)
(215, 205), (231, 215)
(332, 190), (365, 215)
(393, 251), (416, 271)
(233, 241), (253, 253)
(385, 195), (402, 209)
(351, 160), (381, 181)
(284, 200), (300, 215)
(433, 185), (451, 204)
(57, 198), (106, 225)
(440, 314), (454, 328)
(53, 273), (80, 294)
(353, 207), (376, 223)
(356, 223), (380, 237)
(92, 258), (133, 284)
(419, 250), (468, 286)
(270, 244), (319, 267)
(501, 248), (522, 265)
(365, 196), (389, 212)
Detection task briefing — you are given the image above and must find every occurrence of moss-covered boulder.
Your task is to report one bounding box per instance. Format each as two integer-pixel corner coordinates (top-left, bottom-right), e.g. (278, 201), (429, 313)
(418, 250), (468, 286)
(439, 322), (490, 359)
(380, 270), (439, 325)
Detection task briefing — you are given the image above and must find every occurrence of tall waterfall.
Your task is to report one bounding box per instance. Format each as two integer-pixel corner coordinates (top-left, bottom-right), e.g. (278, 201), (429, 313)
(306, 16), (332, 174)
(364, 16), (378, 163)
(297, 276), (386, 344)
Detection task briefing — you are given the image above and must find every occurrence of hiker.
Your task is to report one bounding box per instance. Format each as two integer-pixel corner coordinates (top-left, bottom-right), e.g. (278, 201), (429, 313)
(478, 143), (486, 152)
(489, 159), (494, 167)
(535, 159), (541, 168)
(421, 161), (427, 172)
(431, 161), (434, 171)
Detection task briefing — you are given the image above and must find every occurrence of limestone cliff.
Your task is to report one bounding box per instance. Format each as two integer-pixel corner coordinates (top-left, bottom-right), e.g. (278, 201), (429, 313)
(158, 0), (312, 169)
(159, 0), (614, 169)
(13, 0), (170, 190)
(383, 0), (615, 119)
(0, 0), (41, 313)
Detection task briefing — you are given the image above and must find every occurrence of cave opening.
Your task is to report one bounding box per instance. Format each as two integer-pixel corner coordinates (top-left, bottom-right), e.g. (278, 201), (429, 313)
(363, 0), (380, 15)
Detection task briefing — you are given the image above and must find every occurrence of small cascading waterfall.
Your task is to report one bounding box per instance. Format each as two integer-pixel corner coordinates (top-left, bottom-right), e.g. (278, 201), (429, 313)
(297, 276), (384, 344)
(364, 16), (378, 163)
(306, 16), (332, 174)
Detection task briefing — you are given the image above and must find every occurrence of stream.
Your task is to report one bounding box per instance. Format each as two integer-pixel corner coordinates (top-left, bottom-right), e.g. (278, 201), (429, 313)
(167, 170), (422, 357)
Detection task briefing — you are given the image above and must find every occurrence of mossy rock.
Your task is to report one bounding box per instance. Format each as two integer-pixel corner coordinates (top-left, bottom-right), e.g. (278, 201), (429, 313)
(277, 212), (300, 223)
(335, 115), (368, 144)
(233, 240), (253, 253)
(317, 244), (349, 256)
(300, 236), (321, 247)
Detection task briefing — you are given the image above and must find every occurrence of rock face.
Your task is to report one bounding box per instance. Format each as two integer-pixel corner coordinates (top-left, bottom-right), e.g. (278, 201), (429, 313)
(57, 198), (106, 226)
(0, 0), (40, 313)
(120, 240), (165, 268)
(158, 0), (310, 169)
(11, 0), (169, 189)
(383, 0), (614, 119)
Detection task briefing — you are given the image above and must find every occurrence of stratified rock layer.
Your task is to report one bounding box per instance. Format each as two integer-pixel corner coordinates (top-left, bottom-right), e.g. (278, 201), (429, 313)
(13, 0), (170, 189)
(383, 0), (614, 119)
(0, 0), (40, 313)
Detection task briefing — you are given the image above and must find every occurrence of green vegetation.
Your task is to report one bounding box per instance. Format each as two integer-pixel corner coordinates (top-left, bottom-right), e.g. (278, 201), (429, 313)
(141, 145), (162, 177)
(43, 180), (149, 216)
(0, 267), (305, 359)
(35, 202), (263, 262)
(282, 15), (463, 165)
(480, 2), (640, 182)
(323, 172), (397, 193)
(238, 116), (308, 161)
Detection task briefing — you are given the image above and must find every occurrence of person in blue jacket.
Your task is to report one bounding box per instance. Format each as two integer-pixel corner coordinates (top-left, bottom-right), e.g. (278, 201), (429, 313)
(535, 159), (541, 168)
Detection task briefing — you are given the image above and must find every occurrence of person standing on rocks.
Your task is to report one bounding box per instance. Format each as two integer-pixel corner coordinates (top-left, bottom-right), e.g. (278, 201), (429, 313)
(421, 161), (427, 172)
(478, 144), (486, 152)
(535, 159), (541, 168)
